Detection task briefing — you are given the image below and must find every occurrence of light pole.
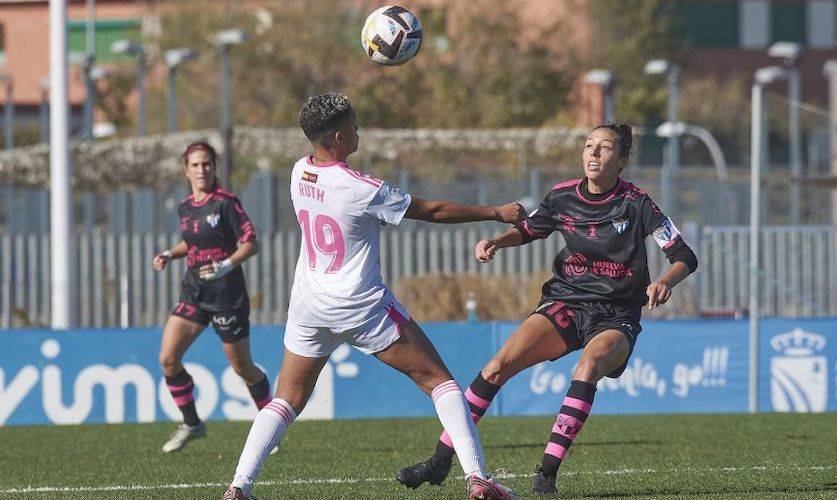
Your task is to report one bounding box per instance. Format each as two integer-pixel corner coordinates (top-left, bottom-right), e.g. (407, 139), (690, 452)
(768, 41), (803, 224)
(111, 39), (147, 136)
(214, 28), (247, 188)
(164, 47), (197, 132)
(584, 69), (615, 122)
(0, 75), (13, 149)
(749, 66), (787, 414)
(645, 59), (681, 221)
(39, 78), (49, 144)
(656, 121), (735, 222)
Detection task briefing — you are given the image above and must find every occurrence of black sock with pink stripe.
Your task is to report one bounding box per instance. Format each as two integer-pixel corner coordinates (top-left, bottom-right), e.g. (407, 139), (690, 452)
(247, 373), (271, 410)
(434, 372), (500, 460)
(166, 369), (200, 426)
(540, 379), (597, 477)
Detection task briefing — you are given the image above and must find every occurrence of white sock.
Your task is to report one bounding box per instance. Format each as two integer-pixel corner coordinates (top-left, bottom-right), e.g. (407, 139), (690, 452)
(231, 398), (297, 494)
(431, 380), (487, 478)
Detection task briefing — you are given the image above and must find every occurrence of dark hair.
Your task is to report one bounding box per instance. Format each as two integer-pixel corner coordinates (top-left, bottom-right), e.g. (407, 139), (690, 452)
(299, 92), (355, 145)
(592, 122), (633, 157)
(182, 141), (219, 191)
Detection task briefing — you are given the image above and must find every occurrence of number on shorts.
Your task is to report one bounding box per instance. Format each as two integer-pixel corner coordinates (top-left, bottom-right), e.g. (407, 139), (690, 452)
(297, 209), (345, 273)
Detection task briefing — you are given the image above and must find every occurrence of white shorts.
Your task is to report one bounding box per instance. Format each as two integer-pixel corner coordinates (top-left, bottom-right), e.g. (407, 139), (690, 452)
(284, 299), (410, 358)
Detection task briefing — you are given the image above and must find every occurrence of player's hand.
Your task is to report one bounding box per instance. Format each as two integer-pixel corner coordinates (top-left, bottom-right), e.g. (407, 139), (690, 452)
(199, 259), (234, 280)
(475, 239), (498, 263)
(152, 251), (171, 272)
(494, 202), (526, 224)
(646, 280), (672, 310)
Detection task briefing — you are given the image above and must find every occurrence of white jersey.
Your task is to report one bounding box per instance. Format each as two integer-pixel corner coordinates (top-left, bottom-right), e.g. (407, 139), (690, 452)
(287, 156), (412, 327)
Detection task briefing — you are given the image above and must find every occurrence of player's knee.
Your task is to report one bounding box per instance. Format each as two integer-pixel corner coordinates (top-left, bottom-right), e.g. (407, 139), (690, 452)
(158, 352), (181, 375)
(573, 357), (605, 382)
(482, 357), (508, 385)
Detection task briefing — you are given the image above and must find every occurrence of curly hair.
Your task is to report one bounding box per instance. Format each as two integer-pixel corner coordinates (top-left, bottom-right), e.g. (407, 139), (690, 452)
(299, 92), (355, 145)
(593, 122), (633, 157)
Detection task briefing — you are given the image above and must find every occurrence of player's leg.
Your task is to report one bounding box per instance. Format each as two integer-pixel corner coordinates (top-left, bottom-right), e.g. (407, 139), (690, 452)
(228, 348), (329, 497)
(399, 307), (576, 489)
(159, 309), (207, 453)
(374, 318), (515, 498)
(216, 310), (272, 410)
(534, 328), (630, 494)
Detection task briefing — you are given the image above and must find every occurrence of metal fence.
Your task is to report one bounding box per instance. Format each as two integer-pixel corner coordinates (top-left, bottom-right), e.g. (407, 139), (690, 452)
(1, 224), (835, 328)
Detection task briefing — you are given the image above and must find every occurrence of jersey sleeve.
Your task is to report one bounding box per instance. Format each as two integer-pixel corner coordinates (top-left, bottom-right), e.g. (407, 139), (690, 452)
(641, 195), (682, 249)
(222, 198), (257, 244)
(518, 193), (557, 244)
(362, 180), (412, 226)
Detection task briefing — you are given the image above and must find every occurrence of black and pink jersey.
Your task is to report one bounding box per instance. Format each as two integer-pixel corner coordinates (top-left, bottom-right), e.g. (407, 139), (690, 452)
(519, 178), (685, 306)
(176, 187), (256, 311)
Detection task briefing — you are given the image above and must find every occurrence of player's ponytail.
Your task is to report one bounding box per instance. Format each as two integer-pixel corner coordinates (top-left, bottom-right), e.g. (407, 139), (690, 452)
(182, 141), (220, 191)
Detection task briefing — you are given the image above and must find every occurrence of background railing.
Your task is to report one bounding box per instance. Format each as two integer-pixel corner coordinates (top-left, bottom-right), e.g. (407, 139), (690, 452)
(2, 224), (835, 329)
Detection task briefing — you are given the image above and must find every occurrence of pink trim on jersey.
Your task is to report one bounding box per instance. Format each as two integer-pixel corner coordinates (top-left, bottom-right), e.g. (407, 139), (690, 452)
(663, 235), (681, 249)
(306, 155), (346, 168)
(521, 219), (548, 239)
(439, 431), (454, 447)
(189, 192), (215, 207)
(575, 178), (625, 205)
(544, 441), (568, 459)
(464, 388), (492, 410)
(172, 393), (195, 406)
(338, 165), (383, 188)
(386, 306), (409, 325)
(552, 179), (583, 191)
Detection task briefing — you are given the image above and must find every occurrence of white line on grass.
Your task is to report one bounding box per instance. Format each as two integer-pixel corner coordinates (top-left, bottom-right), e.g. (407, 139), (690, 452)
(2, 464), (833, 494)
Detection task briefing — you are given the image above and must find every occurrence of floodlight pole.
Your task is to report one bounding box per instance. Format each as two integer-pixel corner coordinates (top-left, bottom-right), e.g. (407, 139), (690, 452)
(166, 65), (178, 132)
(663, 65), (680, 221)
(749, 81), (764, 414)
(2, 77), (13, 149)
(220, 43), (232, 187)
(787, 63), (802, 223)
(137, 50), (147, 136)
(50, 0), (75, 328)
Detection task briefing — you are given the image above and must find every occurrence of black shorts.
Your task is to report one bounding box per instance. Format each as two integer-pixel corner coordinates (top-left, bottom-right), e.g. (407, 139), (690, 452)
(171, 301), (251, 344)
(532, 299), (642, 378)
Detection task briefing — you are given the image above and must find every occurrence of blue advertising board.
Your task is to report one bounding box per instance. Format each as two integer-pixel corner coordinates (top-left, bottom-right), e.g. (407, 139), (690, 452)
(0, 319), (834, 426)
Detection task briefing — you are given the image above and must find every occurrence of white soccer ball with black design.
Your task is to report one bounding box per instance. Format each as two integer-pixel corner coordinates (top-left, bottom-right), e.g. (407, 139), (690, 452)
(361, 5), (422, 66)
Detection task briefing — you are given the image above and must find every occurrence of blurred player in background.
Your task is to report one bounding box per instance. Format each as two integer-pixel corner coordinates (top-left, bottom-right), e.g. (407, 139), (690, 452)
(152, 142), (271, 453)
(223, 93), (524, 500)
(397, 124), (698, 494)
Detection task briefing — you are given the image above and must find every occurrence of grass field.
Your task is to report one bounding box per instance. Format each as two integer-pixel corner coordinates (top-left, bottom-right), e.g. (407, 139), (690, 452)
(1, 413), (835, 499)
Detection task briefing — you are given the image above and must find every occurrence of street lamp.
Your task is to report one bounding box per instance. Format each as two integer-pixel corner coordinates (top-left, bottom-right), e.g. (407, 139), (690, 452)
(749, 65), (787, 414)
(164, 47), (197, 132)
(768, 41), (803, 224)
(110, 39), (147, 136)
(0, 75), (13, 150)
(656, 121), (734, 222)
(645, 59), (681, 221)
(583, 69), (615, 123)
(214, 28), (248, 187)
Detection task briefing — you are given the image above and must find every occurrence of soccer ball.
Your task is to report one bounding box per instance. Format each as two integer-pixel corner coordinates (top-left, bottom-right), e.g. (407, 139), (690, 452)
(361, 6), (423, 66)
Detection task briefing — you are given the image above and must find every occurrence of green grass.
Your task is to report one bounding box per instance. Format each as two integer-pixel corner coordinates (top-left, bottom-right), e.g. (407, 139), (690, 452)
(1, 413), (835, 499)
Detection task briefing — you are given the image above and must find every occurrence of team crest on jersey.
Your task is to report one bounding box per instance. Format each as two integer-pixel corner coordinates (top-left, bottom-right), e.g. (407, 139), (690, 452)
(302, 171), (318, 183)
(612, 217), (629, 234)
(206, 213), (220, 228)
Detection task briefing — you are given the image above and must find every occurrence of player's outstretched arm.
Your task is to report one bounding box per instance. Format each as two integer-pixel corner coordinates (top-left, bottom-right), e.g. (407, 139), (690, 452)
(475, 227), (524, 263)
(405, 196), (525, 224)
